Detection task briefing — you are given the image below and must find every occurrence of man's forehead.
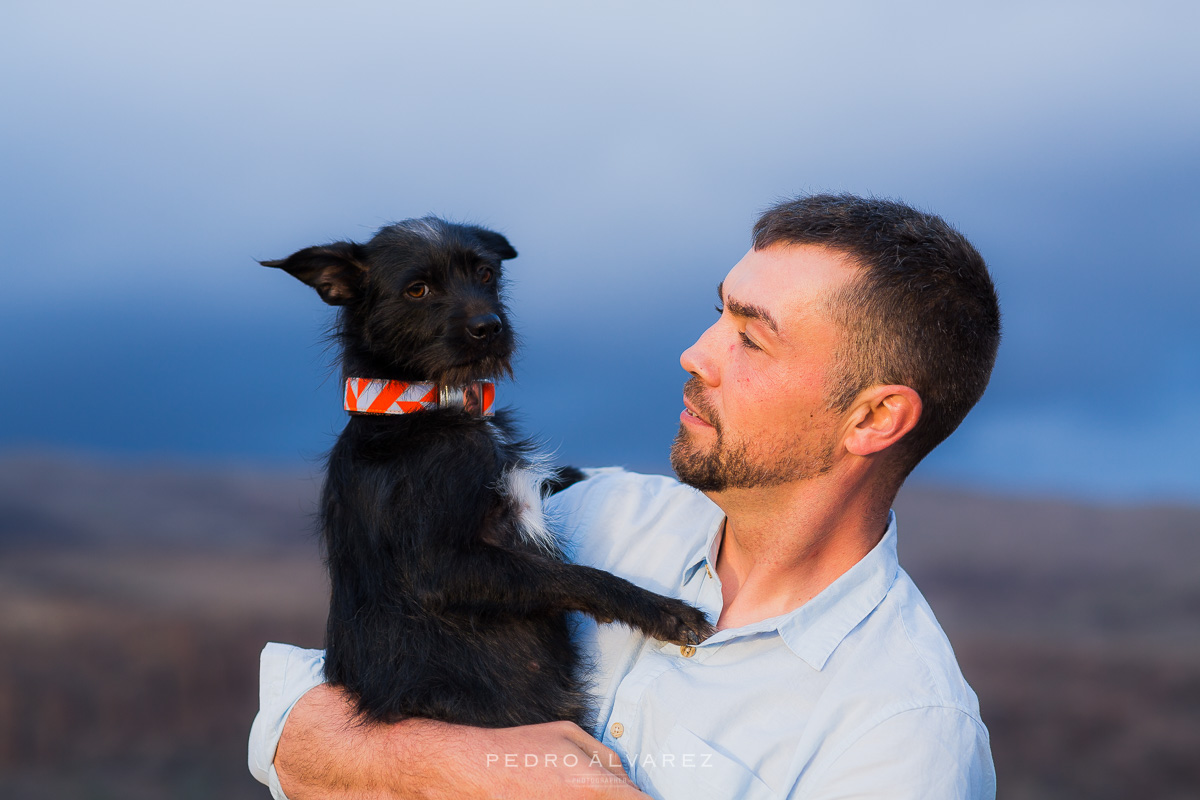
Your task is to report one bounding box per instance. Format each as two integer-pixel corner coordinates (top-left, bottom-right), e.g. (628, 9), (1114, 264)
(721, 244), (859, 320)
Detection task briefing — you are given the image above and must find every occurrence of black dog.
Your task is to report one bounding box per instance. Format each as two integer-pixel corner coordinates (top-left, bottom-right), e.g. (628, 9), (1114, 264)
(263, 218), (712, 727)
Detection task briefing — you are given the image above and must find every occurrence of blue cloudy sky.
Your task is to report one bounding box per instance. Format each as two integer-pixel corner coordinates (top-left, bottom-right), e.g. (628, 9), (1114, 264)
(1, 1), (1197, 502)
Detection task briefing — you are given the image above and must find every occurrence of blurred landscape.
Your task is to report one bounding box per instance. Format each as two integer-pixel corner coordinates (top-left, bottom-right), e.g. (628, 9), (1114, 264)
(0, 453), (1197, 799)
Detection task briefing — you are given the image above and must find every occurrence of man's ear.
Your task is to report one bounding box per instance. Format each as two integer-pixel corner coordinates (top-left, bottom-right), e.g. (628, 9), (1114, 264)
(260, 241), (366, 306)
(465, 227), (518, 261)
(843, 385), (922, 458)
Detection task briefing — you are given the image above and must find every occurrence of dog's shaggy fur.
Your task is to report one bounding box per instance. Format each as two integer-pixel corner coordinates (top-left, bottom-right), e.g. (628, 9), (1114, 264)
(263, 218), (712, 727)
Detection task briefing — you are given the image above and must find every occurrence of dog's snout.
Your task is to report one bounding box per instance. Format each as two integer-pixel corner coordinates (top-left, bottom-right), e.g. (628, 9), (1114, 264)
(467, 313), (503, 340)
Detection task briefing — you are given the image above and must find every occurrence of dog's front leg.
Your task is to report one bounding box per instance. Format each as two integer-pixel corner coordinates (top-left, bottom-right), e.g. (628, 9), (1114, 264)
(556, 561), (716, 646)
(416, 545), (714, 646)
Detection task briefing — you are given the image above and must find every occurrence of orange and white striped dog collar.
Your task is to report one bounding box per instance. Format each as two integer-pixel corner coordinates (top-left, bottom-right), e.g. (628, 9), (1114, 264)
(344, 378), (495, 417)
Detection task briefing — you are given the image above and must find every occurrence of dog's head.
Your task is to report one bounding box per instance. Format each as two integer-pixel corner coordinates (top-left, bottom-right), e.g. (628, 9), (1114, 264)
(262, 217), (518, 385)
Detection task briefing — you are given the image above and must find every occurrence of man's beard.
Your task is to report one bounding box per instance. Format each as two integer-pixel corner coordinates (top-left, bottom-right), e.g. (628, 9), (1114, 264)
(670, 378), (835, 492)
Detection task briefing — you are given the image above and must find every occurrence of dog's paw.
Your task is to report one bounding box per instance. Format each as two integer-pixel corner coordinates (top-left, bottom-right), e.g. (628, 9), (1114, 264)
(644, 598), (715, 646)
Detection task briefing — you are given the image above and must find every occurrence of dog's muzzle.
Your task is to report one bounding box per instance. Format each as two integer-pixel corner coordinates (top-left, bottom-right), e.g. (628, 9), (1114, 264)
(344, 378), (495, 417)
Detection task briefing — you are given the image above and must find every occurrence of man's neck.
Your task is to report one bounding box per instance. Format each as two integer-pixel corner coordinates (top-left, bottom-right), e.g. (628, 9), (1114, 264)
(707, 471), (893, 631)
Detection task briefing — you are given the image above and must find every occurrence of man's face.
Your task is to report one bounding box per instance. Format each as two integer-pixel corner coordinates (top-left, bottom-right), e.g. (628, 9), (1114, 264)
(670, 244), (857, 492)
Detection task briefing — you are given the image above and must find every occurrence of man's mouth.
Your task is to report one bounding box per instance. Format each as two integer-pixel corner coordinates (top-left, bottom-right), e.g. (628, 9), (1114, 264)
(681, 382), (717, 430)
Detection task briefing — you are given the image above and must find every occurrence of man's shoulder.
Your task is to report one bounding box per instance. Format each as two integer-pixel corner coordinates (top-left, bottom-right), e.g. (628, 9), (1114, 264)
(547, 468), (722, 592)
(834, 566), (982, 720)
(549, 467), (715, 528)
(788, 563), (992, 794)
(557, 466), (693, 496)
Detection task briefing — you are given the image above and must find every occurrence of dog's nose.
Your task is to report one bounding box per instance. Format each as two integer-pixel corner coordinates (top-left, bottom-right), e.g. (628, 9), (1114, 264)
(467, 313), (503, 340)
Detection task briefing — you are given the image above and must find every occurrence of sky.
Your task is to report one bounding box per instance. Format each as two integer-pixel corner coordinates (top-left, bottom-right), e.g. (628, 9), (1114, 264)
(1, 0), (1197, 502)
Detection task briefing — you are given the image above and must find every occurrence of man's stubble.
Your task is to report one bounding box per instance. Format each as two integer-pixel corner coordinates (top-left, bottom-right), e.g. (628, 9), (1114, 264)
(669, 377), (835, 492)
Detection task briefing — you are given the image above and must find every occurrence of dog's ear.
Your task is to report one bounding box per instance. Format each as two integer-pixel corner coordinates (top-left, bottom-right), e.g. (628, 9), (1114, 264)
(260, 242), (366, 305)
(466, 227), (518, 261)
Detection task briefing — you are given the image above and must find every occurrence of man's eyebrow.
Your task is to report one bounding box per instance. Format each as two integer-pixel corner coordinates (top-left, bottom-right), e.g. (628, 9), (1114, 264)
(717, 281), (779, 334)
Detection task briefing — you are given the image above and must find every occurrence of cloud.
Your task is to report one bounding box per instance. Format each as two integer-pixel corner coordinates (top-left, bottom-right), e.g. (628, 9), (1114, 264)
(1, 1), (1197, 499)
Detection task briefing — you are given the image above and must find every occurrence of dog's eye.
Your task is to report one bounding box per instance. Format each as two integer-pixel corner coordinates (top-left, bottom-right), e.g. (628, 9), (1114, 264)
(478, 268), (494, 284)
(405, 283), (429, 299)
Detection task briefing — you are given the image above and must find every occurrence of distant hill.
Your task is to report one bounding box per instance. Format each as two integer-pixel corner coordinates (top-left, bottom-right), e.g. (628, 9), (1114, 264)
(895, 485), (1200, 645)
(0, 452), (1197, 799)
(0, 452), (320, 550)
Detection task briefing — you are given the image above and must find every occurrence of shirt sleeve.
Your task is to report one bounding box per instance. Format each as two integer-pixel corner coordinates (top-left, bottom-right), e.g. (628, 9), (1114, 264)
(247, 643), (327, 800)
(796, 706), (996, 800)
(544, 466), (626, 556)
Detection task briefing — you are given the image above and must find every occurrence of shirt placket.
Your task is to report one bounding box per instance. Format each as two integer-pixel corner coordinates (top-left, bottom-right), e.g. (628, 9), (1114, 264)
(604, 559), (728, 783)
(601, 643), (677, 778)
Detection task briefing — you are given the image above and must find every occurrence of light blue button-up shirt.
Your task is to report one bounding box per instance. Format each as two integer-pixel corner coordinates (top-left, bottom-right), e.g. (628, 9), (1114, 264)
(250, 469), (995, 799)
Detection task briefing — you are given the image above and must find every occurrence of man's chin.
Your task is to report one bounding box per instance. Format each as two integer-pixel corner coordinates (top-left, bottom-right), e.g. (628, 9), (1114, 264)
(669, 428), (726, 492)
(672, 464), (728, 493)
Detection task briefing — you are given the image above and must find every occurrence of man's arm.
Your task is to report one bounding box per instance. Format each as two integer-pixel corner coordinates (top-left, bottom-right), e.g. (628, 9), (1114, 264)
(276, 685), (647, 800)
(248, 643), (647, 800)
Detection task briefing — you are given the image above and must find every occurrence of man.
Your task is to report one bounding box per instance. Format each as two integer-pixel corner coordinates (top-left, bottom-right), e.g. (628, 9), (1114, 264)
(249, 193), (1001, 799)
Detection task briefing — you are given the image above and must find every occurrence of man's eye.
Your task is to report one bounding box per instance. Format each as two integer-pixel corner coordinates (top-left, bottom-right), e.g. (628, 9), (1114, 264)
(739, 332), (761, 351)
(714, 304), (724, 316)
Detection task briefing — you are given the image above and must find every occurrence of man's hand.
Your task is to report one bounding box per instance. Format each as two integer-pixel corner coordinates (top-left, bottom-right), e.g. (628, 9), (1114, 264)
(275, 684), (649, 799)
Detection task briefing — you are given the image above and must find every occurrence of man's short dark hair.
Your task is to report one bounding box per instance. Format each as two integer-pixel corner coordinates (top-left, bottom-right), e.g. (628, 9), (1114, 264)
(752, 193), (1001, 479)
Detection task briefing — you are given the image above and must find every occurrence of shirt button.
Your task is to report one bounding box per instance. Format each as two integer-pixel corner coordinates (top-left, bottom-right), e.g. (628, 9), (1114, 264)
(610, 722), (624, 738)
(680, 645), (696, 657)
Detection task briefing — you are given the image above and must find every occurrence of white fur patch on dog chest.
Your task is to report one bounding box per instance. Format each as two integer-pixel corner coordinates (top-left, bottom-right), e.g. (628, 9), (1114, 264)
(501, 464), (560, 555)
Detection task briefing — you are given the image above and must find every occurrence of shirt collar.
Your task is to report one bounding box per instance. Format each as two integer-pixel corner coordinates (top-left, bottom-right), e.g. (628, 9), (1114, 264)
(683, 510), (900, 672)
(777, 511), (899, 670)
(681, 510), (725, 584)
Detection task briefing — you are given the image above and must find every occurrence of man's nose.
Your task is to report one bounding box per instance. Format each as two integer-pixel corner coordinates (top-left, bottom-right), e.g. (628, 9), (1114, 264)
(680, 324), (718, 383)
